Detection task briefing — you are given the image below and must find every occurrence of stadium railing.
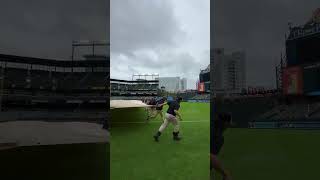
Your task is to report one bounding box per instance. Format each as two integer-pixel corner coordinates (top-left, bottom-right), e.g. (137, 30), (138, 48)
(250, 121), (320, 129)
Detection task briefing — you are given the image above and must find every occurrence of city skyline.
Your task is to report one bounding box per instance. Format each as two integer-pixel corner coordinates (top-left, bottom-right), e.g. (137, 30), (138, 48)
(159, 76), (187, 92)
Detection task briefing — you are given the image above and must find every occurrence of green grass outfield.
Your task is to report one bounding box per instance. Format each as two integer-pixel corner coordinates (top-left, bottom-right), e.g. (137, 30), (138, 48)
(214, 128), (320, 180)
(111, 102), (210, 180)
(0, 143), (109, 180)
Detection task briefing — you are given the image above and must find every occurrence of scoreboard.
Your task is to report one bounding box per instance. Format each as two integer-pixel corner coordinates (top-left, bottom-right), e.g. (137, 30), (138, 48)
(286, 25), (320, 66)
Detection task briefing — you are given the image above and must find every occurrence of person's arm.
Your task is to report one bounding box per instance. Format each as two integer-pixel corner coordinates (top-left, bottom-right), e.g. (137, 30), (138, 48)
(210, 154), (231, 180)
(159, 102), (167, 106)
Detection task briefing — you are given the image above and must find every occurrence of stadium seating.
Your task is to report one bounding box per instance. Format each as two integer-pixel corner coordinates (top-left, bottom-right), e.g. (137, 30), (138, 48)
(0, 65), (107, 110)
(111, 79), (158, 97)
(0, 109), (107, 123)
(189, 94), (210, 101)
(3, 68), (28, 89)
(216, 97), (274, 127)
(256, 102), (320, 122)
(1, 68), (106, 92)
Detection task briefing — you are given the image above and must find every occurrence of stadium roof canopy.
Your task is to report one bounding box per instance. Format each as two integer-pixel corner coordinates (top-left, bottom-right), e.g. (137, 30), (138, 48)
(0, 54), (109, 67)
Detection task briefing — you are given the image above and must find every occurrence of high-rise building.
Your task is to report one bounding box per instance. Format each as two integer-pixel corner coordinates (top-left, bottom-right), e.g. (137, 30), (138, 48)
(180, 78), (187, 91)
(212, 48), (246, 94)
(159, 77), (187, 92)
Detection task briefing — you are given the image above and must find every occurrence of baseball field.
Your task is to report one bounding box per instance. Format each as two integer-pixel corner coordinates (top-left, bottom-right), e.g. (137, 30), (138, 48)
(110, 102), (210, 180)
(213, 128), (320, 180)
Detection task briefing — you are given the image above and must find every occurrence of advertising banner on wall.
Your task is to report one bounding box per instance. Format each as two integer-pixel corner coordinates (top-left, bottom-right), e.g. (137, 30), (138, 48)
(197, 82), (205, 92)
(282, 66), (303, 95)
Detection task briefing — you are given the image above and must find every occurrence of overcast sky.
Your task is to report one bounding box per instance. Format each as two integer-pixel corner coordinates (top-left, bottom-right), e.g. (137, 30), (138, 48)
(5, 0), (319, 89)
(0, 0), (108, 60)
(213, 0), (320, 88)
(110, 0), (210, 89)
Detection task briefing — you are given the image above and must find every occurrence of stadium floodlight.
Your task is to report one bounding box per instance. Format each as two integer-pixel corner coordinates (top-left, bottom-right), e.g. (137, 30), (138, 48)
(71, 40), (109, 62)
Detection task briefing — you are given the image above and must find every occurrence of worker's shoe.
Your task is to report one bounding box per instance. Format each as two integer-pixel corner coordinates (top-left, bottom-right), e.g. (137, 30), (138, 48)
(173, 131), (182, 141)
(153, 131), (161, 142)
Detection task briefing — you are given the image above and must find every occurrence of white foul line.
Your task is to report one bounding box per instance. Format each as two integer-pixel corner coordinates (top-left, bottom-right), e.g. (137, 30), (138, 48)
(112, 120), (208, 124)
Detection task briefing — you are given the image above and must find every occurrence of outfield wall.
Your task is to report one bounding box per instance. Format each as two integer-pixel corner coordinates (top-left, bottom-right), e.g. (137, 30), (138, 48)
(215, 97), (273, 128)
(187, 100), (209, 103)
(250, 121), (320, 129)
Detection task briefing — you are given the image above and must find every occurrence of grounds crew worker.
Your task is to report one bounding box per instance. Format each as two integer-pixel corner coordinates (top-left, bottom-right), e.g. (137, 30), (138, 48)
(153, 97), (183, 141)
(211, 112), (232, 180)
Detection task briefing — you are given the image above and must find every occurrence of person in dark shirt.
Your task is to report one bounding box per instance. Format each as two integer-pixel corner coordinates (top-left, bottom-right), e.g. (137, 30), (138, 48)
(153, 97), (183, 141)
(147, 97), (167, 122)
(211, 112), (232, 180)
(148, 97), (157, 106)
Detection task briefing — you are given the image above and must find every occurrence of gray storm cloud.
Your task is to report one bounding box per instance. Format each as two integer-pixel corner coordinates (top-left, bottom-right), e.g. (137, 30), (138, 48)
(110, 0), (184, 54)
(111, 0), (209, 89)
(0, 0), (108, 60)
(213, 0), (320, 88)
